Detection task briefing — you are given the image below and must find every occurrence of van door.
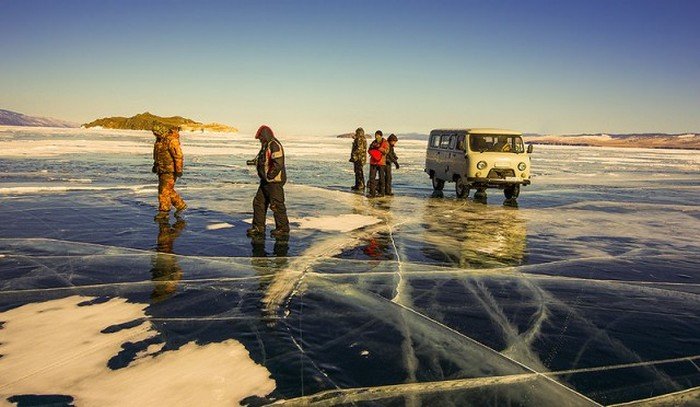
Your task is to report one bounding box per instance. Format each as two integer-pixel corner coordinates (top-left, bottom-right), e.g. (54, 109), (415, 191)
(447, 133), (458, 179)
(426, 134), (441, 176)
(455, 134), (467, 178)
(439, 134), (452, 178)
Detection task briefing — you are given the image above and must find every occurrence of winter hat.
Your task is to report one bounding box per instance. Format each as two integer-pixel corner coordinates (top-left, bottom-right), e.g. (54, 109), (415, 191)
(255, 125), (274, 140)
(152, 123), (169, 137)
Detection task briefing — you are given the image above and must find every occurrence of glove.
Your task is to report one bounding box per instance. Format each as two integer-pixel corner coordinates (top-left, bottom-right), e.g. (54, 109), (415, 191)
(151, 164), (157, 173)
(394, 162), (400, 169)
(349, 158), (355, 163)
(175, 172), (183, 179)
(246, 158), (257, 166)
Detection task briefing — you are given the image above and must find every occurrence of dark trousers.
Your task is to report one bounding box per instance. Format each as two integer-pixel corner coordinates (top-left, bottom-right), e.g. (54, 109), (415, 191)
(353, 161), (365, 188)
(384, 164), (393, 195)
(368, 165), (386, 196)
(253, 182), (289, 231)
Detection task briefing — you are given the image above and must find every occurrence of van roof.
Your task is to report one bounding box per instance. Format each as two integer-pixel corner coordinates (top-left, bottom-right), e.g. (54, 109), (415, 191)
(431, 128), (522, 136)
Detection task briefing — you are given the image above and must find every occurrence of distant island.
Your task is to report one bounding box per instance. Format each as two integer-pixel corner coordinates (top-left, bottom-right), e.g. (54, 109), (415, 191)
(82, 112), (237, 133)
(524, 133), (699, 150)
(0, 109), (78, 128)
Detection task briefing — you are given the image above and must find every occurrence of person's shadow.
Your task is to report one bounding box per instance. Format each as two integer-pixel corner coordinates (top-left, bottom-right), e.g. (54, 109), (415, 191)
(150, 215), (186, 303)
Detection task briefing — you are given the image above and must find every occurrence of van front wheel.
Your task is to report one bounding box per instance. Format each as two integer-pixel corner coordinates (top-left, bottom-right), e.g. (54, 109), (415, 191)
(455, 177), (470, 198)
(504, 185), (520, 199)
(432, 177), (445, 191)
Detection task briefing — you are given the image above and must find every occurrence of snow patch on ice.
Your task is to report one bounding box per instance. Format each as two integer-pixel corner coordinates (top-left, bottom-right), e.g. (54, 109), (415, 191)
(0, 295), (276, 406)
(206, 222), (234, 231)
(243, 214), (382, 232)
(295, 214), (382, 232)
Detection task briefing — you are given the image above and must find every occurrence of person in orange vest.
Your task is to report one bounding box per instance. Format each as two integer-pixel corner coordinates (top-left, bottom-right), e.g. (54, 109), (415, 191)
(367, 130), (390, 198)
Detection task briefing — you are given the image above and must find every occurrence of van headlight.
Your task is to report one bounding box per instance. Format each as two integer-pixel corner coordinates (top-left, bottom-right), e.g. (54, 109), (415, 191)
(477, 161), (487, 170)
(518, 162), (527, 171)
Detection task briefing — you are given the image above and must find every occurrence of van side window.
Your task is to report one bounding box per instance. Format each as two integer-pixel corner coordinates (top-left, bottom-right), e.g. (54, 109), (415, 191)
(456, 135), (466, 151)
(448, 134), (457, 150)
(430, 135), (440, 148)
(440, 135), (451, 149)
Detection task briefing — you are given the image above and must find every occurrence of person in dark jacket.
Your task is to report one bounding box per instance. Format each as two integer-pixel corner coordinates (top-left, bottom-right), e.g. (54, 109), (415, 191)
(246, 125), (290, 238)
(367, 130), (390, 198)
(152, 124), (187, 219)
(349, 127), (367, 191)
(384, 134), (399, 195)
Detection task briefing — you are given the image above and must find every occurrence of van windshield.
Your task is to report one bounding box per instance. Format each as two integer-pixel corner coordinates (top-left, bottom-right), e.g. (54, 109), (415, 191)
(470, 134), (524, 153)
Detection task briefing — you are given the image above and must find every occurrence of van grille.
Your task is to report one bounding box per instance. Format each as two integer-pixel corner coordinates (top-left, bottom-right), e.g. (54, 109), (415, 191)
(487, 169), (515, 179)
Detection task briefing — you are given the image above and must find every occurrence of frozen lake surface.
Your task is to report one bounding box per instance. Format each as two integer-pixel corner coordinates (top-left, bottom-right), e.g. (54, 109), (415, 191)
(0, 127), (698, 406)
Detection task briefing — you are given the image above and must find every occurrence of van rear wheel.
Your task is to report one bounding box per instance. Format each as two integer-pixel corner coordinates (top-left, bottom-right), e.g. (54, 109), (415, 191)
(504, 185), (520, 199)
(431, 177), (445, 191)
(455, 177), (469, 198)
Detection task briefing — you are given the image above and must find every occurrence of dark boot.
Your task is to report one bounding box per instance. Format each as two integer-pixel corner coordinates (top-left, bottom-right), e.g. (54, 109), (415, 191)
(174, 203), (188, 215)
(270, 228), (290, 238)
(246, 226), (265, 236)
(154, 210), (169, 220)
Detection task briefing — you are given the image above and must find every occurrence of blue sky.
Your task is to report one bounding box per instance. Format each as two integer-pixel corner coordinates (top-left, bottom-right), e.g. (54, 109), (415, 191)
(1, 0), (699, 135)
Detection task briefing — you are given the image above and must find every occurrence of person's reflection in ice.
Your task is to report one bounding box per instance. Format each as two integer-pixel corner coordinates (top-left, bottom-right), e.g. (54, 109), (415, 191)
(250, 235), (289, 326)
(250, 236), (289, 259)
(362, 236), (391, 260)
(150, 215), (186, 303)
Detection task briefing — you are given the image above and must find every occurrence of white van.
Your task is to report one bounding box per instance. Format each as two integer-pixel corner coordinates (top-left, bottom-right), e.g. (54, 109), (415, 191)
(425, 128), (532, 199)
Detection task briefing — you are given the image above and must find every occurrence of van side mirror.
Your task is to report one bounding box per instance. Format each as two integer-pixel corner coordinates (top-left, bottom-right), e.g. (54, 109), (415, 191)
(527, 144), (533, 154)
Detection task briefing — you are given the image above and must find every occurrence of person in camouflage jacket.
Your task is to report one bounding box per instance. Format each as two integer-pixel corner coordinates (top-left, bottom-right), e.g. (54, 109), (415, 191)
(349, 127), (367, 190)
(152, 124), (187, 217)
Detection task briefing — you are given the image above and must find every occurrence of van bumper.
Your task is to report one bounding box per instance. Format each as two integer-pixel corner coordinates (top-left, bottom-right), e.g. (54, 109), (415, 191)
(467, 177), (531, 187)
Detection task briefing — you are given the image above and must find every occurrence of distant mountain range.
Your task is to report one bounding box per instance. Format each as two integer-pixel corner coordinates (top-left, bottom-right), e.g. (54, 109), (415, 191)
(83, 112), (238, 133)
(524, 133), (699, 150)
(337, 131), (699, 150)
(336, 132), (427, 140)
(0, 109), (78, 128)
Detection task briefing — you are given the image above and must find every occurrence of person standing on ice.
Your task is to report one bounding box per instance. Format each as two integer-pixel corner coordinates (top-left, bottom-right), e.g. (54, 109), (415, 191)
(367, 130), (390, 198)
(383, 134), (399, 195)
(246, 125), (290, 238)
(349, 127), (367, 191)
(152, 124), (187, 219)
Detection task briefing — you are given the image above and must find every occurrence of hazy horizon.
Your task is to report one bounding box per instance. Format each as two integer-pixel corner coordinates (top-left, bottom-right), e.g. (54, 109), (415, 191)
(2, 1), (699, 136)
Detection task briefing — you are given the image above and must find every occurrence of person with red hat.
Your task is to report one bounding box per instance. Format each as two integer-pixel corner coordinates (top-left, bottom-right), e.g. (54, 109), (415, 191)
(367, 130), (390, 197)
(246, 125), (290, 238)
